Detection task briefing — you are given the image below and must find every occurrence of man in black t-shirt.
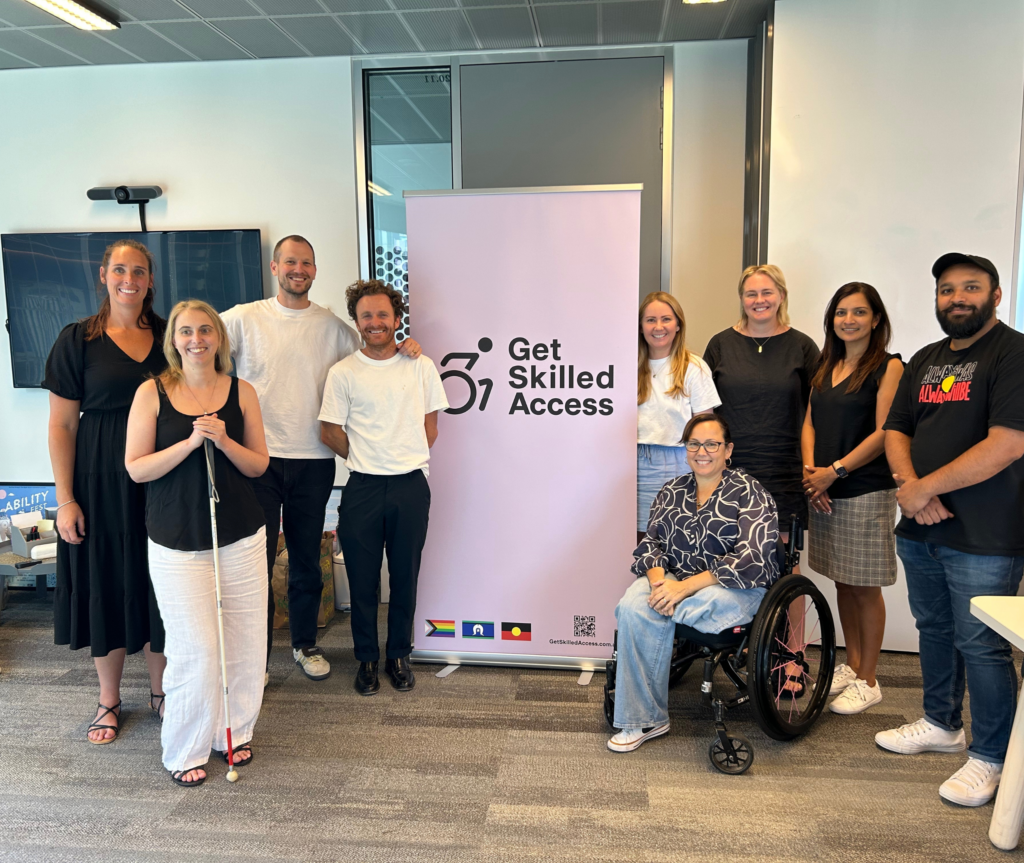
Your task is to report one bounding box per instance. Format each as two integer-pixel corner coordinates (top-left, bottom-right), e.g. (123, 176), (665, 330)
(878, 253), (1024, 808)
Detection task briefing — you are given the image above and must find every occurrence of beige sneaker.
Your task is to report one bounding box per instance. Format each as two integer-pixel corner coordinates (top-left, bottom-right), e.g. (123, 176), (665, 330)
(293, 647), (331, 680)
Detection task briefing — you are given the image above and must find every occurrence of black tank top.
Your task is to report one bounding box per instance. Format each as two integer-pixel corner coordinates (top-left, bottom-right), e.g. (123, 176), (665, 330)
(146, 376), (265, 551)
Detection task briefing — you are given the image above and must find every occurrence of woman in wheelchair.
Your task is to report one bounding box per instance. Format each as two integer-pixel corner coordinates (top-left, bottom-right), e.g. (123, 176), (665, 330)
(608, 413), (780, 753)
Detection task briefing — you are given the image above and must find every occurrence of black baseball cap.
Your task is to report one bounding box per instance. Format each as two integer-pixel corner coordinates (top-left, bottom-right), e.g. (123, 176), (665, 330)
(932, 253), (1000, 287)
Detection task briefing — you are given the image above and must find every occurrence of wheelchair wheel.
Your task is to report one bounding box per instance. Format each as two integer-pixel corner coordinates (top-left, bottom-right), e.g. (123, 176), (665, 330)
(747, 575), (836, 741)
(709, 733), (754, 775)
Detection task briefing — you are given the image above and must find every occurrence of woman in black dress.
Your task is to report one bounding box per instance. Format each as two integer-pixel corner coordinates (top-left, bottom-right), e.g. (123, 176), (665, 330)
(44, 239), (167, 743)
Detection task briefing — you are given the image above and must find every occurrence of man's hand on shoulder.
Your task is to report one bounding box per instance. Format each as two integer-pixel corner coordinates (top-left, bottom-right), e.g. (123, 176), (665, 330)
(397, 338), (422, 359)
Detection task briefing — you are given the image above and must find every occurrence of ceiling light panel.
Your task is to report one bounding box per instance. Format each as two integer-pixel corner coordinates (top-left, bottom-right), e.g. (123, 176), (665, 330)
(23, 0), (120, 30)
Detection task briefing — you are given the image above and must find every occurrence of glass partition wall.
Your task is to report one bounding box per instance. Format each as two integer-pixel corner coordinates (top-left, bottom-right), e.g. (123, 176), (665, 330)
(363, 69), (453, 340)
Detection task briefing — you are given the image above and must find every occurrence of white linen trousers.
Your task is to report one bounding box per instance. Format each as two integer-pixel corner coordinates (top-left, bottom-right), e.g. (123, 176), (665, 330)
(148, 527), (268, 772)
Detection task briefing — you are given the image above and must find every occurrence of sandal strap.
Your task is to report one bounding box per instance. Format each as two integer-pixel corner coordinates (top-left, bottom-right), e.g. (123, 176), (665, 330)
(89, 701), (121, 729)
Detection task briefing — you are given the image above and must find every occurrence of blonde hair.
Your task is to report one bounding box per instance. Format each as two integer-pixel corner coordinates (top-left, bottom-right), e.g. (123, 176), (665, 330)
(737, 264), (791, 327)
(638, 291), (692, 405)
(159, 300), (232, 390)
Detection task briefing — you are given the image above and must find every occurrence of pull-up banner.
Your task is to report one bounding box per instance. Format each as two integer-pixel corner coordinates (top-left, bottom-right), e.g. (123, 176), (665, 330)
(406, 186), (640, 669)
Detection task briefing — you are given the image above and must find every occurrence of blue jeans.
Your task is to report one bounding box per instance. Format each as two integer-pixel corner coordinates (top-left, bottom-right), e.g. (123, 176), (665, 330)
(898, 537), (1024, 764)
(612, 577), (766, 730)
(637, 445), (691, 531)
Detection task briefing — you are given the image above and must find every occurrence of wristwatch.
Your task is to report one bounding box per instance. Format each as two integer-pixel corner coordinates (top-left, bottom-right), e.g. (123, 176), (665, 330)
(832, 461), (849, 479)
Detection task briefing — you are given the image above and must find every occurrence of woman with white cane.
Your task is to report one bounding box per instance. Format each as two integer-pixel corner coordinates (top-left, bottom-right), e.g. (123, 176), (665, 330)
(126, 300), (269, 787)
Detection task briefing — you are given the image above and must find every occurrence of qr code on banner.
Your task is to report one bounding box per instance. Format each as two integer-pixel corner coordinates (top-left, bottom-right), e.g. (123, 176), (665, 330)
(574, 615), (596, 638)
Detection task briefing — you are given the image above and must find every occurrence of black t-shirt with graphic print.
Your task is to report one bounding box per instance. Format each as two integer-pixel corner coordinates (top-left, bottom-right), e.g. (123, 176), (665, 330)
(883, 321), (1024, 555)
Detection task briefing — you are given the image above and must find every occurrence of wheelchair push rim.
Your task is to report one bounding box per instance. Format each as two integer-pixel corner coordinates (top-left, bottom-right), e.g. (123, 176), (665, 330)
(748, 575), (836, 741)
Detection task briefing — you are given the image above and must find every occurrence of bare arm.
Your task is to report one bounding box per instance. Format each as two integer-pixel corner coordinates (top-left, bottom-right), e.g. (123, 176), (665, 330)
(321, 421), (349, 459)
(48, 393), (85, 543)
(425, 410), (438, 448)
(125, 380), (201, 483)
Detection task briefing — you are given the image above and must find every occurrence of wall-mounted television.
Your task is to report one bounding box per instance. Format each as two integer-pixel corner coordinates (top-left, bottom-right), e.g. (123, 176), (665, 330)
(2, 230), (264, 388)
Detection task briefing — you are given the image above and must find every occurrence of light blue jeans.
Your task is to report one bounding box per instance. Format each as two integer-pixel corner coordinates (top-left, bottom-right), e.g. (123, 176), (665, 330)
(637, 444), (691, 531)
(612, 576), (766, 730)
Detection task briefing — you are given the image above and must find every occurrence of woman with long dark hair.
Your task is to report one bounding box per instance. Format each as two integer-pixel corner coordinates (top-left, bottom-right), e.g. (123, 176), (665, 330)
(636, 291), (720, 543)
(43, 239), (167, 744)
(801, 282), (903, 715)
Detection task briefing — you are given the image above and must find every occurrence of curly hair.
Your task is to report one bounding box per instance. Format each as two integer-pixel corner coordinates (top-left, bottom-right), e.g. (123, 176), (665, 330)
(345, 279), (407, 322)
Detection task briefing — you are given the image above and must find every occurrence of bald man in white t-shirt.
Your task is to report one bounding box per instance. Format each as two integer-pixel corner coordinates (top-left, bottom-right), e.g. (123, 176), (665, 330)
(222, 236), (420, 684)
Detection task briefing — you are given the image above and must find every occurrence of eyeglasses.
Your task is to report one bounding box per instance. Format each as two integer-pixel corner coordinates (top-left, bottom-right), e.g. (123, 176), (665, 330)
(684, 439), (723, 453)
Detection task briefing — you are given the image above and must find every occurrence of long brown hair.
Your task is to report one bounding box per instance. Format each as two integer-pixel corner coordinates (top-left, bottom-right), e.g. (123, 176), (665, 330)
(811, 282), (891, 394)
(638, 291), (692, 404)
(158, 300), (233, 392)
(84, 239), (156, 341)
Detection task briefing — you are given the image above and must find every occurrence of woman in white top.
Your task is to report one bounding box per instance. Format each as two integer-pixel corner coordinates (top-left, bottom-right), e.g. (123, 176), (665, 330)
(636, 291), (721, 543)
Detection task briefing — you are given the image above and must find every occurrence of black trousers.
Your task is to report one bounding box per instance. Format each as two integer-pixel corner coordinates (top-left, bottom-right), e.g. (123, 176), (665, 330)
(337, 470), (430, 662)
(251, 457), (336, 659)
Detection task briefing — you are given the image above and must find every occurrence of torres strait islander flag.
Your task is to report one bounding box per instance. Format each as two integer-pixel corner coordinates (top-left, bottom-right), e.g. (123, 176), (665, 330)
(501, 622), (532, 641)
(425, 620), (456, 637)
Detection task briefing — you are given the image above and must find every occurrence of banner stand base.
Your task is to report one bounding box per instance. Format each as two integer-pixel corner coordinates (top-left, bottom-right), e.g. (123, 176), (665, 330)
(411, 649), (609, 672)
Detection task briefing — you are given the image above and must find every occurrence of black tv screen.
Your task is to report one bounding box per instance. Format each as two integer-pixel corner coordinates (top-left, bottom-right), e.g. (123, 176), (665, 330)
(2, 230), (264, 388)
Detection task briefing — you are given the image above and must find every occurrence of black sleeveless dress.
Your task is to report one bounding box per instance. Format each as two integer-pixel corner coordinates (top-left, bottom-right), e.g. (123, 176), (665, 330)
(42, 320), (167, 657)
(146, 377), (264, 552)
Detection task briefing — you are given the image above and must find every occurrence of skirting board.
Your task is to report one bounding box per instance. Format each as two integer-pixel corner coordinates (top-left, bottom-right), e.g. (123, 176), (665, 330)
(411, 649), (609, 672)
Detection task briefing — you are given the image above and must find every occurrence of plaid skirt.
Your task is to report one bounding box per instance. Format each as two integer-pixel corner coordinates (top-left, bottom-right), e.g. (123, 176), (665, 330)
(807, 488), (897, 586)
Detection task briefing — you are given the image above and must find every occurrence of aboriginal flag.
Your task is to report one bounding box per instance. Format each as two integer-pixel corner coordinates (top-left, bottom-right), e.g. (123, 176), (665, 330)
(501, 622), (532, 641)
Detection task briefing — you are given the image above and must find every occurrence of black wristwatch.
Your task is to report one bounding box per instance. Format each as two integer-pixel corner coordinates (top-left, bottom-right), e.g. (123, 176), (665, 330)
(832, 461), (849, 479)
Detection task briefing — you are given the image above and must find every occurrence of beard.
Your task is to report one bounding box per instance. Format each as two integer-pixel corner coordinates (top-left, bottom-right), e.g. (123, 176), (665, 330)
(935, 292), (996, 339)
(278, 273), (312, 297)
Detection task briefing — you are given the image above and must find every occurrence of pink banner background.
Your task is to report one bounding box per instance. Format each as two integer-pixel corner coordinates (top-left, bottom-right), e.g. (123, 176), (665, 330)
(407, 188), (640, 664)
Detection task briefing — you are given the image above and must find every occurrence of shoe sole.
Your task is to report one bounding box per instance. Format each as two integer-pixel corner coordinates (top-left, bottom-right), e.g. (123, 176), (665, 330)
(607, 724), (670, 753)
(875, 737), (967, 754)
(829, 693), (882, 715)
(356, 685), (380, 696)
(939, 784), (997, 807)
(295, 661), (331, 681)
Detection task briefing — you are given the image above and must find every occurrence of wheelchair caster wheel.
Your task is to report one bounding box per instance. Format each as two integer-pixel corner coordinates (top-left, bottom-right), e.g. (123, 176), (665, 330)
(709, 733), (754, 775)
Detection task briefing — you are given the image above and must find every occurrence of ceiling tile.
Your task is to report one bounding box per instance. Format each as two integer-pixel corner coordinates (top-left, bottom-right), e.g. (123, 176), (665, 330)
(30, 26), (143, 64)
(535, 4), (598, 47)
(338, 12), (419, 53)
(0, 29), (81, 65)
(148, 21), (252, 59)
(273, 15), (360, 55)
(533, 0), (593, 6)
(389, 0), (458, 9)
(662, 1), (731, 42)
(251, 0), (326, 13)
(723, 0), (769, 39)
(0, 49), (35, 68)
(403, 10), (477, 51)
(214, 18), (308, 56)
(460, 0), (526, 6)
(101, 1), (197, 22)
(106, 22), (197, 61)
(0, 0), (57, 27)
(185, 0), (260, 19)
(320, 0), (392, 13)
(600, 0), (662, 45)
(465, 7), (536, 49)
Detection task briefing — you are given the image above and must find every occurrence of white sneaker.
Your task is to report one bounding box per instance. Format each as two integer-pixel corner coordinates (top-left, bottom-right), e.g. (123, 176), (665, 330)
(829, 678), (882, 715)
(830, 663), (858, 696)
(293, 647), (331, 681)
(607, 723), (670, 753)
(875, 717), (966, 754)
(939, 758), (1001, 807)
(264, 671), (270, 688)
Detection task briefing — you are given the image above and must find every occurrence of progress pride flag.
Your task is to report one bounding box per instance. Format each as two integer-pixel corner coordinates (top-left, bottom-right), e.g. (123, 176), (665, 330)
(406, 187), (639, 666)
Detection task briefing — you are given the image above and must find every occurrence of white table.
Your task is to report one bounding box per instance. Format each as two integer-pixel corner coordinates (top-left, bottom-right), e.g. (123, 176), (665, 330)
(971, 596), (1024, 850)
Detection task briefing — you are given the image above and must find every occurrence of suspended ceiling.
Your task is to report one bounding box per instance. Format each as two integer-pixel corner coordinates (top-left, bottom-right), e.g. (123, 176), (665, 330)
(0, 0), (769, 68)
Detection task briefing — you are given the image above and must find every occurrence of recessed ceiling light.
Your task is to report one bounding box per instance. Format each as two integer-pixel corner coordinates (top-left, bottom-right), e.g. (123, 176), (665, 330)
(368, 182), (392, 197)
(23, 0), (119, 31)
(682, 0), (727, 5)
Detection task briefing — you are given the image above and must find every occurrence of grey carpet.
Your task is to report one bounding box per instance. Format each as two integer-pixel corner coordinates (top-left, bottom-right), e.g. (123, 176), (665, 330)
(0, 589), (1017, 862)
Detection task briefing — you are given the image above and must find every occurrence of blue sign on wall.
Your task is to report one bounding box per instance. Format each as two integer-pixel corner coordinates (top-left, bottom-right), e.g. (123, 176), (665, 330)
(0, 484), (55, 516)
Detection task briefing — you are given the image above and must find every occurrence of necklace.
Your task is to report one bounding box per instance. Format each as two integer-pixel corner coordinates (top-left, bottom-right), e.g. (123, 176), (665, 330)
(751, 336), (772, 354)
(183, 379), (216, 416)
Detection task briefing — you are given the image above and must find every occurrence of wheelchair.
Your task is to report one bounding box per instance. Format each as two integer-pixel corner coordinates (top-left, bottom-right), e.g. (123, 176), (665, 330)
(603, 518), (835, 774)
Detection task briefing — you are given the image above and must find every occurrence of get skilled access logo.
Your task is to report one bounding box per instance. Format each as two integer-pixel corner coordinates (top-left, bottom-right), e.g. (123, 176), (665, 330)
(440, 337), (615, 416)
(918, 362), (977, 404)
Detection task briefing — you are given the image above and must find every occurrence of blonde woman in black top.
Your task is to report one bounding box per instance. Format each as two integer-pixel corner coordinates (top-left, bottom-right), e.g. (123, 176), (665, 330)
(801, 283), (903, 715)
(126, 300), (269, 787)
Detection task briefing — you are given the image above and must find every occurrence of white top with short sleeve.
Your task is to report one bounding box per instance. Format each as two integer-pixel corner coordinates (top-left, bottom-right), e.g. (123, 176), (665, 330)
(221, 297), (360, 460)
(318, 351), (449, 476)
(637, 355), (721, 446)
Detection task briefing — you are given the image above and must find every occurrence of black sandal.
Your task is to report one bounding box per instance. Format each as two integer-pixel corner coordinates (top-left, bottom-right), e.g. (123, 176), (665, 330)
(213, 744), (253, 767)
(87, 702), (121, 745)
(169, 767), (207, 788)
(149, 692), (165, 722)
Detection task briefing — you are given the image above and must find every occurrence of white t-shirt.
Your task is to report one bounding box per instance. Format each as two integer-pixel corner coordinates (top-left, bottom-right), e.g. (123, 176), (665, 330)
(637, 355), (721, 446)
(318, 351), (449, 477)
(221, 297), (360, 459)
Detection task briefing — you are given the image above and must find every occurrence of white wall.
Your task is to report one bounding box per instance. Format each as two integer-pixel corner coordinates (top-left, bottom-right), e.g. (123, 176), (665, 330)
(770, 0), (1024, 650)
(671, 40), (749, 354)
(0, 56), (359, 483)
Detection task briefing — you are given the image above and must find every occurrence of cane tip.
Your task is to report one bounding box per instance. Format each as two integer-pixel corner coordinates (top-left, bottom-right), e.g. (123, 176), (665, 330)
(226, 769), (239, 783)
